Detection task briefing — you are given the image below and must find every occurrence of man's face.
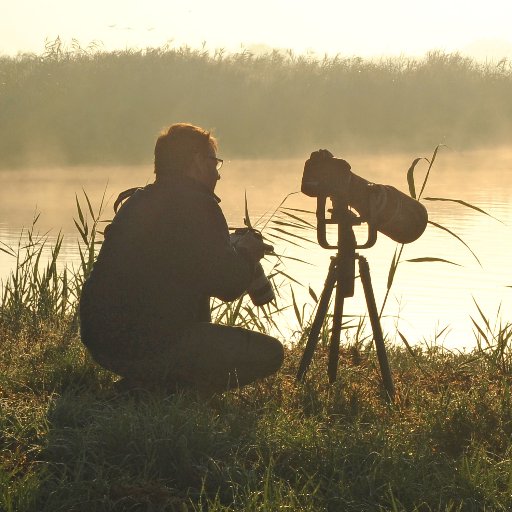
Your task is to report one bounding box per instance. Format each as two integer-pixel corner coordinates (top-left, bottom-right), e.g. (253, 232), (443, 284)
(190, 145), (221, 192)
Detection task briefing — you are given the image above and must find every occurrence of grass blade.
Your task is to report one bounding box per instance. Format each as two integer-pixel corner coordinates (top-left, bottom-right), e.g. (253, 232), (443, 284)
(75, 193), (85, 227)
(418, 144), (445, 199)
(271, 220), (310, 231)
(268, 227), (315, 245)
(272, 254), (313, 266)
(406, 157), (424, 199)
(386, 247), (398, 291)
(244, 191), (252, 229)
(274, 269), (303, 287)
(290, 286), (302, 327)
(0, 243), (16, 257)
(281, 207), (315, 215)
(428, 220), (481, 267)
(423, 197), (503, 223)
(264, 233), (304, 249)
(405, 257), (462, 266)
(278, 209), (316, 228)
(397, 330), (428, 375)
(471, 315), (489, 344)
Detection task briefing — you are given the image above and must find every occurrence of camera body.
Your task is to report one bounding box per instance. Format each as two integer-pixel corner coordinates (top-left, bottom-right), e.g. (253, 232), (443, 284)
(301, 150), (352, 199)
(230, 228), (275, 306)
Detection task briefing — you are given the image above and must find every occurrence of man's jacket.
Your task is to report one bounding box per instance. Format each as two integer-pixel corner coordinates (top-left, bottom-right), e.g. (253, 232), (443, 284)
(80, 176), (254, 357)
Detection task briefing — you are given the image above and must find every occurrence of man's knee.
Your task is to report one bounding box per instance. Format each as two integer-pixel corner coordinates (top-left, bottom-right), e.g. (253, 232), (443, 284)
(257, 335), (284, 376)
(269, 337), (285, 371)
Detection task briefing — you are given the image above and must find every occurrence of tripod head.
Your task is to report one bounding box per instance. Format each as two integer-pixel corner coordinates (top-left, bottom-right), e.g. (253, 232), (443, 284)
(315, 196), (377, 250)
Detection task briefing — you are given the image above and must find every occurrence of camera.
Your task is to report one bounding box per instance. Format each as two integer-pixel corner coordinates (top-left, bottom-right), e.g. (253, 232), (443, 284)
(301, 149), (352, 199)
(230, 228), (275, 306)
(302, 150), (428, 244)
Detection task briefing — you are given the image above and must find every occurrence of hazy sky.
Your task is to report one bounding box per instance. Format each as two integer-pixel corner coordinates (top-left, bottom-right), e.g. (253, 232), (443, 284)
(2, 0), (512, 60)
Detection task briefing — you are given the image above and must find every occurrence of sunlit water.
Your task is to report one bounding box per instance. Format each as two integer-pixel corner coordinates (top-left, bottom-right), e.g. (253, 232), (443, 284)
(1, 148), (511, 350)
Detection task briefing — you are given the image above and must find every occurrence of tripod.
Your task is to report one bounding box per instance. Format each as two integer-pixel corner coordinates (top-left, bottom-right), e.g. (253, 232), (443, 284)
(296, 196), (395, 401)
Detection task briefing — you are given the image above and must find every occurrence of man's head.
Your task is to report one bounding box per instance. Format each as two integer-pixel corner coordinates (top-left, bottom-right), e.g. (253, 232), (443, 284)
(154, 123), (221, 191)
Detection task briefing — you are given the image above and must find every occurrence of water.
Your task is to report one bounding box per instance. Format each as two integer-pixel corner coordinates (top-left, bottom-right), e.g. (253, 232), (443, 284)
(1, 148), (511, 349)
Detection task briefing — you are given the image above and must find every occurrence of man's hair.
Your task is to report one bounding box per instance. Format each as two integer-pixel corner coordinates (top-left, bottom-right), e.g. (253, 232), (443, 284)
(154, 123), (217, 178)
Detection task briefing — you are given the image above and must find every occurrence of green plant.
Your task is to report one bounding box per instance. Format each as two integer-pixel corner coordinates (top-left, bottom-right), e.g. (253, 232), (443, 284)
(0, 189), (107, 334)
(380, 146), (503, 355)
(471, 299), (512, 375)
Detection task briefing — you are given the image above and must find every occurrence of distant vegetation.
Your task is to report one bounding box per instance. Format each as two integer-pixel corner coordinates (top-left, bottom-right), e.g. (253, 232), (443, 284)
(1, 38), (512, 167)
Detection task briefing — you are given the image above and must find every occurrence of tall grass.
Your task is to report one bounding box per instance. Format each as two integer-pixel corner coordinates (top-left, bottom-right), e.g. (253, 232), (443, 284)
(1, 40), (512, 167)
(0, 190), (105, 336)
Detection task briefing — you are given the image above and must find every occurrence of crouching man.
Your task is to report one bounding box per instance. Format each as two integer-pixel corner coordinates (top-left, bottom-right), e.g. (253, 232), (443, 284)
(80, 123), (284, 393)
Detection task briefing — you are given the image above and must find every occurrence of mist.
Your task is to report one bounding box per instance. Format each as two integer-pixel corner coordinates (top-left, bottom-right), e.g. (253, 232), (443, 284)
(1, 41), (512, 168)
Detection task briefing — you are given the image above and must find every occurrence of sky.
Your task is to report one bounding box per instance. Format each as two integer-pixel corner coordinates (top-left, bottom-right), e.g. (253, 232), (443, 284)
(2, 0), (512, 61)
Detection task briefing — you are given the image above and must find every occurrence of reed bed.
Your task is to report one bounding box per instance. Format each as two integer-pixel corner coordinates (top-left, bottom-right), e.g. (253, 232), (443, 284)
(1, 39), (512, 167)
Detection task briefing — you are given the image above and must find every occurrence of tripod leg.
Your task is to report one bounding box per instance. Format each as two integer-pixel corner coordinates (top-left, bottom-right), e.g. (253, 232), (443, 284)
(358, 256), (395, 402)
(328, 220), (355, 385)
(296, 258), (337, 382)
(328, 280), (345, 384)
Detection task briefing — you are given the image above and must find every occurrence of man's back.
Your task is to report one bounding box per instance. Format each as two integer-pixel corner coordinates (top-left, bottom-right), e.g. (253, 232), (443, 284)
(80, 177), (254, 357)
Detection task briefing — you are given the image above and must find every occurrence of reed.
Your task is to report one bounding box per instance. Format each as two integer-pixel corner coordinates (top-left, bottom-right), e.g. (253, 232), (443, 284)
(1, 40), (512, 167)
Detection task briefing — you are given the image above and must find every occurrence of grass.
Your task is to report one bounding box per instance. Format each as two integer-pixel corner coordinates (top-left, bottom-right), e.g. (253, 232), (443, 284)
(2, 152), (512, 510)
(3, 315), (512, 511)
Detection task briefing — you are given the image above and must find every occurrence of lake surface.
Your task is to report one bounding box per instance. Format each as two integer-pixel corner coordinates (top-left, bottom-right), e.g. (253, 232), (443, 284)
(1, 148), (512, 350)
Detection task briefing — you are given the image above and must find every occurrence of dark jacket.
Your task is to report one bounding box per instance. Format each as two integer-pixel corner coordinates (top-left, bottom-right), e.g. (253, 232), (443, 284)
(80, 176), (254, 357)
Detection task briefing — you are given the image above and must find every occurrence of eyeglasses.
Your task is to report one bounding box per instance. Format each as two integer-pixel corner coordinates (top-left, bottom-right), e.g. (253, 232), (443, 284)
(208, 157), (224, 171)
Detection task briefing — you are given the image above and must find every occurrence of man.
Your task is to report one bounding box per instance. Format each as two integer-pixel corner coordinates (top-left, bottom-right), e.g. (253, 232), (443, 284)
(80, 123), (284, 393)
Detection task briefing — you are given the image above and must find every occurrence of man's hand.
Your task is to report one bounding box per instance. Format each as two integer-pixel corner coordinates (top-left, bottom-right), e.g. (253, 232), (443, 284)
(231, 230), (273, 263)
